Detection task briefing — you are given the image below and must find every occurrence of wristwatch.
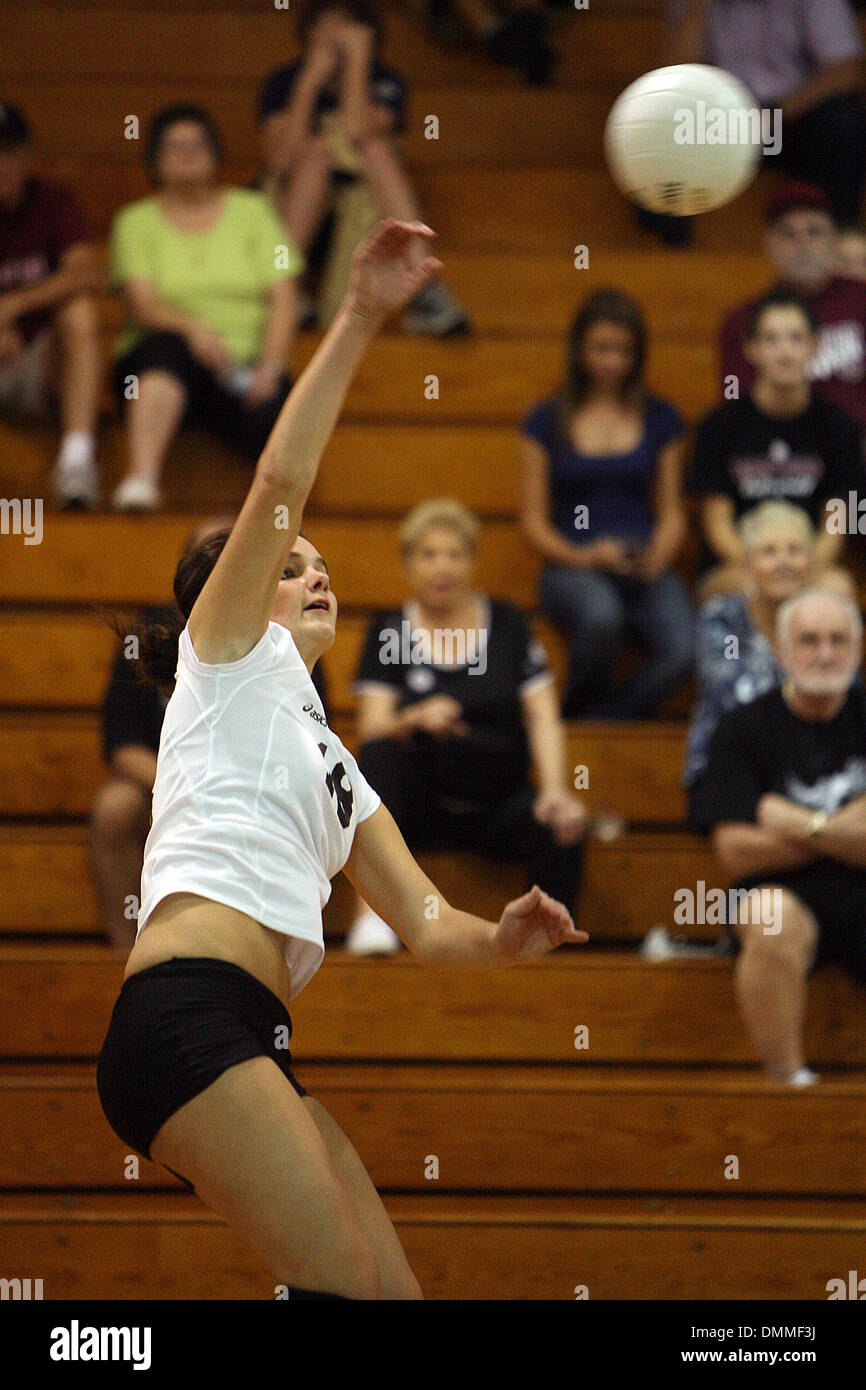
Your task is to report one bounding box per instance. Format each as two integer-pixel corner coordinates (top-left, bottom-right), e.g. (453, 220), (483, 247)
(807, 810), (828, 838)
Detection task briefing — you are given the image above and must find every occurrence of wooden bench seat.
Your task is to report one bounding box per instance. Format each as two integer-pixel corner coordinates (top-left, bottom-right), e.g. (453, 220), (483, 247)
(1, 946), (864, 1064)
(0, 712), (689, 821)
(0, 824), (717, 938)
(0, 1189), (861, 1299)
(3, 1061), (865, 1195)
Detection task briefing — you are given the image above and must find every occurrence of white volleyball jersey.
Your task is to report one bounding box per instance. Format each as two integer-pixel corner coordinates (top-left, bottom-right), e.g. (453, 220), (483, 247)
(137, 620), (381, 998)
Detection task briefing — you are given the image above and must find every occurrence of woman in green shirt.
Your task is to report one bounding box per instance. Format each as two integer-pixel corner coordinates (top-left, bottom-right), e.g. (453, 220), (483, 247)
(109, 105), (304, 512)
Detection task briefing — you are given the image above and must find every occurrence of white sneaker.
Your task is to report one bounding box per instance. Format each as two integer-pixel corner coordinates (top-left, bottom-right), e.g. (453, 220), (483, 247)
(785, 1067), (819, 1087)
(111, 475), (162, 513)
(766, 1065), (819, 1086)
(50, 456), (102, 510)
(640, 926), (677, 960)
(344, 911), (401, 956)
(640, 925), (727, 960)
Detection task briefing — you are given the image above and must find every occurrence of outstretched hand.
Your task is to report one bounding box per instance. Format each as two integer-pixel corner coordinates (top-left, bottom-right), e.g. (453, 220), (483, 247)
(493, 884), (588, 962)
(344, 219), (443, 328)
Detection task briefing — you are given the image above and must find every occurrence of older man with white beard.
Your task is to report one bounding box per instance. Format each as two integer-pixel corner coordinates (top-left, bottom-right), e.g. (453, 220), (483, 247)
(691, 587), (866, 1085)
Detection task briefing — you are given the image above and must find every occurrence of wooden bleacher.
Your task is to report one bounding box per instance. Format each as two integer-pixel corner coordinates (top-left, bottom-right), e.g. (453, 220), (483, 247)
(1, 0), (865, 1300)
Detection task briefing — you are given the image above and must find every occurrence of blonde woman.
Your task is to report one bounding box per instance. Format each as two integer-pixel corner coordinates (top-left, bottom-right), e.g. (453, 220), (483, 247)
(346, 497), (588, 954)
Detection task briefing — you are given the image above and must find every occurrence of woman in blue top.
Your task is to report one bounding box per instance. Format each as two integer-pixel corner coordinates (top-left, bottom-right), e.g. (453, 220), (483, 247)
(520, 288), (695, 718)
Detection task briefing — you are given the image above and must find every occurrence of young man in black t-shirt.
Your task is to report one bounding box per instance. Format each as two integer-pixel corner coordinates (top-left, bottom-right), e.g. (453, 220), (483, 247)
(691, 587), (866, 1085)
(691, 287), (861, 584)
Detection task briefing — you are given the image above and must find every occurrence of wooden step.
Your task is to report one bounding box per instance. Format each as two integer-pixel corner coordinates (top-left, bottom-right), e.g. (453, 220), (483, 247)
(30, 332), (716, 423)
(0, 1189), (861, 1299)
(0, 80), (614, 166)
(0, 605), (680, 718)
(0, 514), (540, 607)
(2, 946), (864, 1065)
(441, 250), (772, 338)
(1, 2), (660, 88)
(318, 334), (714, 423)
(3, 1061), (865, 1195)
(0, 420), (523, 518)
(0, 825), (718, 940)
(44, 158), (781, 250)
(0, 712), (687, 821)
(0, 247), (771, 342)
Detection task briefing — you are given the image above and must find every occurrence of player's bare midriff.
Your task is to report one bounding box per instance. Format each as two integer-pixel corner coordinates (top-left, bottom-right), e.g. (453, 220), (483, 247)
(123, 893), (292, 1005)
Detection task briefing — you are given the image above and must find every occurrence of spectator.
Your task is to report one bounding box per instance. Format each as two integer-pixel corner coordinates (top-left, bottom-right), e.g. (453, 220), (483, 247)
(691, 587), (866, 1085)
(520, 288), (694, 719)
(837, 226), (866, 281)
(411, 0), (556, 84)
(720, 183), (866, 432)
(91, 516), (329, 945)
(0, 103), (102, 509)
(693, 287), (861, 585)
(108, 105), (303, 512)
(666, 0), (866, 229)
(684, 500), (855, 803)
(344, 498), (587, 954)
(259, 0), (468, 335)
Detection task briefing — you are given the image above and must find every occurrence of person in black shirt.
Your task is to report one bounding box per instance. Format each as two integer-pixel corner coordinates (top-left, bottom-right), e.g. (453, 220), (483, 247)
(258, 0), (467, 336)
(90, 518), (328, 945)
(691, 287), (861, 589)
(346, 498), (588, 953)
(691, 586), (866, 1085)
(90, 603), (172, 947)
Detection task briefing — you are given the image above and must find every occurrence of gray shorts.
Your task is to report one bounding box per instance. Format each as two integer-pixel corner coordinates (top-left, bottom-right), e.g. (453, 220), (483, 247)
(0, 326), (56, 420)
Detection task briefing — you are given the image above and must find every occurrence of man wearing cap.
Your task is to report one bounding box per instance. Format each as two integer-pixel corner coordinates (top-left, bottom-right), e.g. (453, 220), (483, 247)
(719, 183), (866, 434)
(0, 103), (103, 508)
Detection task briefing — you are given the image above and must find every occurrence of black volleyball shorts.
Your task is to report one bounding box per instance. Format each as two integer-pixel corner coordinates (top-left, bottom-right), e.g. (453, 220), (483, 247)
(96, 957), (309, 1172)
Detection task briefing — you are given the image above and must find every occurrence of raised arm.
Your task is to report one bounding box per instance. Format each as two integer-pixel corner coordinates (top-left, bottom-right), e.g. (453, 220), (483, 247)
(187, 220), (441, 664)
(343, 801), (587, 966)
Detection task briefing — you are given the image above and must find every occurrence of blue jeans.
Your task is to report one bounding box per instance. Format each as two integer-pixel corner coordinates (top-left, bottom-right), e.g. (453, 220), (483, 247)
(538, 564), (695, 718)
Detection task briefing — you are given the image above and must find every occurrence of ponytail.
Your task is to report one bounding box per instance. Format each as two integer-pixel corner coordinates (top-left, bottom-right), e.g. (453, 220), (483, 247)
(94, 604), (185, 698)
(93, 524), (234, 697)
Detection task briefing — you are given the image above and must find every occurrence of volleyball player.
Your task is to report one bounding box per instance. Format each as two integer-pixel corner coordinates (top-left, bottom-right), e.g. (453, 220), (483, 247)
(96, 219), (588, 1301)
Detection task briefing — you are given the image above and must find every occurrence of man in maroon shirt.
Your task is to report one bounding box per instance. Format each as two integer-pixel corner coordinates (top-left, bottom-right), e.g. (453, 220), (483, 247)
(719, 183), (866, 437)
(0, 104), (103, 507)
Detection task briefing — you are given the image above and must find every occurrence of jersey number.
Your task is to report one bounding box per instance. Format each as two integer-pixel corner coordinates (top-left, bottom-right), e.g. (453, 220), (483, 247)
(318, 743), (354, 828)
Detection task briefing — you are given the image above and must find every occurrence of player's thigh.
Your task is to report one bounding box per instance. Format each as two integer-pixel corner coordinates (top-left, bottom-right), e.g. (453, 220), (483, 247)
(149, 1055), (380, 1298)
(302, 1093), (424, 1299)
